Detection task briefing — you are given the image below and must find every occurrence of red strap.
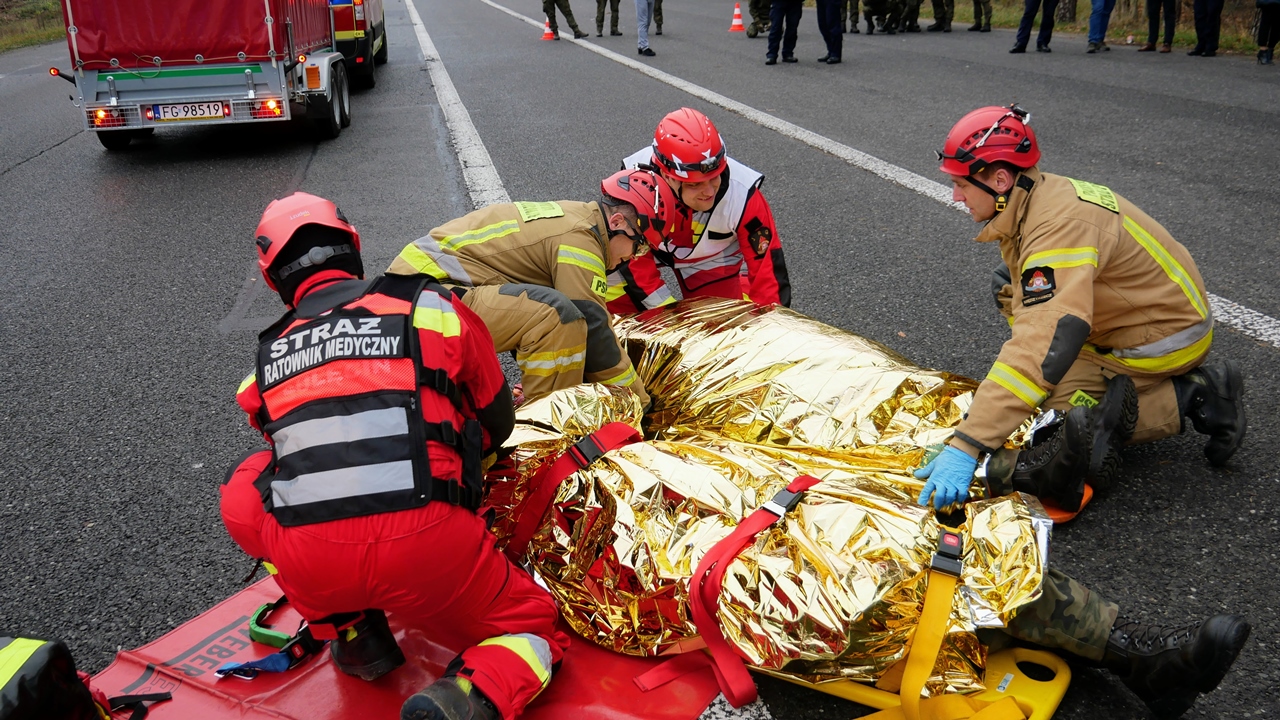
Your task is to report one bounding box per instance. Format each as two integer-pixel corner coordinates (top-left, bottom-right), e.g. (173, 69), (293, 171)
(505, 422), (642, 561)
(684, 474), (823, 708)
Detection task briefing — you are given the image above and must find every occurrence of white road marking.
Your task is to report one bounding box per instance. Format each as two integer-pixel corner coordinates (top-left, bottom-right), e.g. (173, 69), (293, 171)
(404, 0), (510, 208)
(475, 0), (1280, 351)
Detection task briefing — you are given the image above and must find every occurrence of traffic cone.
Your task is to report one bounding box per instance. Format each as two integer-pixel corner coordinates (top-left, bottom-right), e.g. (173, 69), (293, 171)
(541, 21), (555, 40)
(729, 3), (745, 32)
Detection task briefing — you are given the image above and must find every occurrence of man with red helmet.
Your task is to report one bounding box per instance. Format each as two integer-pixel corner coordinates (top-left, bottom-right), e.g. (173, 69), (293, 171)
(222, 192), (568, 720)
(387, 170), (676, 409)
(608, 108), (791, 314)
(916, 104), (1245, 519)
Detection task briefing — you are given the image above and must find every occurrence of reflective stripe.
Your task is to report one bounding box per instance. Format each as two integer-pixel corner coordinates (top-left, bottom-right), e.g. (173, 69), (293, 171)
(1123, 217), (1209, 319)
(642, 286), (675, 309)
(557, 245), (607, 277)
(518, 345), (586, 376)
(393, 237), (472, 284)
(272, 407), (408, 459)
(478, 634), (553, 688)
(412, 292), (461, 337)
(1021, 246), (1099, 272)
(604, 283), (627, 302)
(0, 638), (46, 687)
(272, 460), (414, 508)
(1088, 327), (1213, 373)
(986, 362), (1048, 408)
(1111, 315), (1214, 360)
(599, 365), (639, 387)
(238, 372), (257, 394)
(441, 220), (520, 251)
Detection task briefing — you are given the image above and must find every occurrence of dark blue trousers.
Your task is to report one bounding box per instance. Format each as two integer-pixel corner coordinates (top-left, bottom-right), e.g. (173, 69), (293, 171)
(816, 0), (842, 59)
(768, 0), (804, 59)
(1191, 0), (1224, 52)
(1014, 0), (1058, 49)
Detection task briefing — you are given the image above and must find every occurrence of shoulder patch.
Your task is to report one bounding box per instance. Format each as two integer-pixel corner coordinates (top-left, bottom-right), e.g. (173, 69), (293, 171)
(1020, 266), (1056, 306)
(591, 275), (609, 298)
(1065, 178), (1120, 213)
(514, 201), (565, 223)
(744, 218), (772, 258)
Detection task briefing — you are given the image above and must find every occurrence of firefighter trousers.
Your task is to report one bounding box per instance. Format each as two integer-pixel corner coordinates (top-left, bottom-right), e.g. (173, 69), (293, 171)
(459, 284), (649, 407)
(220, 451), (570, 720)
(1043, 355), (1187, 444)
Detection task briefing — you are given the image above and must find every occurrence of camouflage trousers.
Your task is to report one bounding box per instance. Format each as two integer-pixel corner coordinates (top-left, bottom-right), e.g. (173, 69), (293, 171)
(930, 0), (954, 23)
(749, 0), (772, 27)
(972, 0), (992, 23)
(544, 0), (582, 32)
(983, 568), (1119, 661)
(840, 0), (860, 26)
(864, 0), (903, 28)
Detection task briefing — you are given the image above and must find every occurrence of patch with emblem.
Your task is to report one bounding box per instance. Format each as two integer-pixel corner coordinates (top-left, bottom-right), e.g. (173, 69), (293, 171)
(1021, 266), (1056, 306)
(745, 218), (772, 258)
(1065, 178), (1120, 213)
(514, 201), (565, 222)
(1069, 390), (1099, 408)
(591, 276), (609, 298)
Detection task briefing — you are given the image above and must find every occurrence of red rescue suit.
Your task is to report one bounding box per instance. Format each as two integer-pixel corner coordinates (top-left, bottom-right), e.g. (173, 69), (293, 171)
(220, 275), (568, 720)
(606, 150), (791, 313)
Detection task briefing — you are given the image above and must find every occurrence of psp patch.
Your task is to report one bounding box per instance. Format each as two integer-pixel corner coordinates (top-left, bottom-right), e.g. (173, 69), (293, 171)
(1021, 266), (1056, 306)
(745, 218), (772, 258)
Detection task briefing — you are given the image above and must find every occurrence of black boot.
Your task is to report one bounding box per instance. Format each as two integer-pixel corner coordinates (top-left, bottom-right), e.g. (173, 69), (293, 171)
(1173, 360), (1246, 467)
(1103, 614), (1251, 719)
(328, 609), (406, 681)
(982, 405), (1093, 511)
(402, 677), (500, 720)
(1085, 374), (1138, 492)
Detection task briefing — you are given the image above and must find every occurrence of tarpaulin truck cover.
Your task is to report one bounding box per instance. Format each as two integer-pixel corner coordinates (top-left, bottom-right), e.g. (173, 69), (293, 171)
(59, 0), (333, 71)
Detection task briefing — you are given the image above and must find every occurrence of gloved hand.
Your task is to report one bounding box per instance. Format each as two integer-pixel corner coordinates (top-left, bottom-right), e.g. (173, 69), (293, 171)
(915, 446), (979, 510)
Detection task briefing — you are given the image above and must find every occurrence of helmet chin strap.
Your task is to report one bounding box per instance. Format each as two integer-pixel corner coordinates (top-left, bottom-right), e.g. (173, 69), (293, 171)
(965, 173), (1013, 213)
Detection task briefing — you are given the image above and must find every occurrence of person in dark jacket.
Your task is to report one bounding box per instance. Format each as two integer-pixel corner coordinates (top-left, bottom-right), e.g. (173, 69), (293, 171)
(1258, 0), (1280, 64)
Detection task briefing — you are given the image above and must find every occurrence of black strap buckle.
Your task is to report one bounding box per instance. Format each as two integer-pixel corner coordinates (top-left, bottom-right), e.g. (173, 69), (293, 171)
(438, 421), (457, 447)
(568, 434), (606, 469)
(279, 624), (327, 668)
(762, 487), (806, 517)
(930, 531), (964, 577)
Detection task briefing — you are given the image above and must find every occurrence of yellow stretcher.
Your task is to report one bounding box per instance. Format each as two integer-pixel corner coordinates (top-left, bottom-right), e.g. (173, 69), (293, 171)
(762, 531), (1072, 720)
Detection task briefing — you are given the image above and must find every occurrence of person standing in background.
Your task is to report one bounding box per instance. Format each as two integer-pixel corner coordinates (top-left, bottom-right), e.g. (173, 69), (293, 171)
(841, 0), (862, 31)
(1188, 0), (1224, 55)
(1086, 0), (1116, 52)
(1138, 0), (1175, 51)
(1259, 0), (1280, 63)
(926, 0), (952, 31)
(968, 0), (992, 31)
(636, 0), (657, 55)
(816, 0), (844, 61)
(597, 0), (622, 36)
(1010, 0), (1058, 51)
(545, 0), (589, 39)
(653, 0), (663, 34)
(765, 0), (804, 64)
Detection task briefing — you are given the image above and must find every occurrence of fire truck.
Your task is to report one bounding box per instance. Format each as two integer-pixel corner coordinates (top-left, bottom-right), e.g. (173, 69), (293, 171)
(330, 0), (387, 89)
(50, 0), (359, 151)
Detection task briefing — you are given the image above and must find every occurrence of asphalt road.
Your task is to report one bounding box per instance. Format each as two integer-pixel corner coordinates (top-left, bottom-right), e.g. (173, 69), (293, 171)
(1, 1), (1278, 718)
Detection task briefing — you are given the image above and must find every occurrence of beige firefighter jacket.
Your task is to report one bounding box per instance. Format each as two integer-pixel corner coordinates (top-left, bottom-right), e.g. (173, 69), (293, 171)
(387, 201), (646, 401)
(952, 168), (1212, 455)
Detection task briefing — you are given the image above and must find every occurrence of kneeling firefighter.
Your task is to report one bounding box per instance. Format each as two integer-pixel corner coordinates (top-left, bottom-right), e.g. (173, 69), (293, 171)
(221, 192), (568, 720)
(917, 105), (1247, 515)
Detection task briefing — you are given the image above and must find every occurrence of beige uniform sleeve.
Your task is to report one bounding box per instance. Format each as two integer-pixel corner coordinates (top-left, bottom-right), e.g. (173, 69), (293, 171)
(953, 218), (1102, 454)
(551, 230), (650, 408)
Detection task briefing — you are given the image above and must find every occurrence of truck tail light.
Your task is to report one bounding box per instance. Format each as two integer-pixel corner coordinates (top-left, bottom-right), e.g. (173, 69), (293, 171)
(354, 0), (365, 24)
(145, 106), (154, 121)
(250, 99), (283, 119)
(90, 107), (125, 128)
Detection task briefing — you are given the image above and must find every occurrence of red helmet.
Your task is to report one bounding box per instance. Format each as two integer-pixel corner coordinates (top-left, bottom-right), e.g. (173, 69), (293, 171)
(254, 192), (361, 291)
(937, 105), (1040, 177)
(601, 169), (678, 249)
(651, 108), (727, 183)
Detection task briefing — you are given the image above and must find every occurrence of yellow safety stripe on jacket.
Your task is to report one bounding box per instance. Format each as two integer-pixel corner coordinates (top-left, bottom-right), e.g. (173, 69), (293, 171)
(440, 220), (520, 251)
(1123, 216), (1209, 319)
(599, 365), (639, 388)
(1086, 328), (1214, 373)
(477, 634), (553, 689)
(987, 362), (1048, 408)
(604, 283), (627, 302)
(238, 372), (257, 394)
(0, 638), (47, 687)
(395, 243), (448, 280)
(412, 307), (461, 338)
(518, 344), (587, 376)
(556, 245), (607, 277)
(1021, 246), (1099, 273)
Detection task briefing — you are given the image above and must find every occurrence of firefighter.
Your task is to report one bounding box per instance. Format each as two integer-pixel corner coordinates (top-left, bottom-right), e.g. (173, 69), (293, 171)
(609, 108), (792, 314)
(221, 192), (567, 720)
(387, 170), (677, 408)
(916, 105), (1246, 514)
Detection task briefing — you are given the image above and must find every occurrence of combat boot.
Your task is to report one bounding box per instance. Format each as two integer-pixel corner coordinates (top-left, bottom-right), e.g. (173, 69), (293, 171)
(1084, 374), (1139, 492)
(328, 609), (406, 681)
(982, 405), (1093, 511)
(402, 677), (501, 720)
(1103, 614), (1250, 719)
(1173, 360), (1246, 467)
(926, 20), (943, 30)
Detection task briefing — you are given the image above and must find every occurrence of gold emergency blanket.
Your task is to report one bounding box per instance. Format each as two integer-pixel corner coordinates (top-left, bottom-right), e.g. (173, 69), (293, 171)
(486, 300), (1051, 695)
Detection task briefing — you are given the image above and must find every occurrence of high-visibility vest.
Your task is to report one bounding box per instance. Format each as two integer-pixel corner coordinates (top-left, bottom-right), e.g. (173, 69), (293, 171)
(253, 276), (483, 526)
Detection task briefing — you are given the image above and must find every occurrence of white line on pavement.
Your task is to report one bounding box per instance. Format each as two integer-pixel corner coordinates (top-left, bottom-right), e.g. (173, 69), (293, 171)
(404, 0), (510, 208)
(476, 0), (1280, 351)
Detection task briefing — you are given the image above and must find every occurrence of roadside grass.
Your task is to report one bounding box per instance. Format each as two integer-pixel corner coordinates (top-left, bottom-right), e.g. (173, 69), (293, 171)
(0, 0), (63, 54)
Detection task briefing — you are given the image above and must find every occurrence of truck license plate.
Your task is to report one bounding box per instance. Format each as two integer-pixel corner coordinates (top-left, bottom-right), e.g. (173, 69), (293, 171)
(153, 101), (226, 122)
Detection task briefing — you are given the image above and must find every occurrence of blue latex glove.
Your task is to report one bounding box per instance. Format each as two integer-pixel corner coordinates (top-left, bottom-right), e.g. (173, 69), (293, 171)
(914, 446), (979, 510)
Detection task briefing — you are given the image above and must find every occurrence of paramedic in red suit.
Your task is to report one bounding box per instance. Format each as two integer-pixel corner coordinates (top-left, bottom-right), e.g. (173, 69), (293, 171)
(220, 192), (567, 720)
(606, 107), (792, 313)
